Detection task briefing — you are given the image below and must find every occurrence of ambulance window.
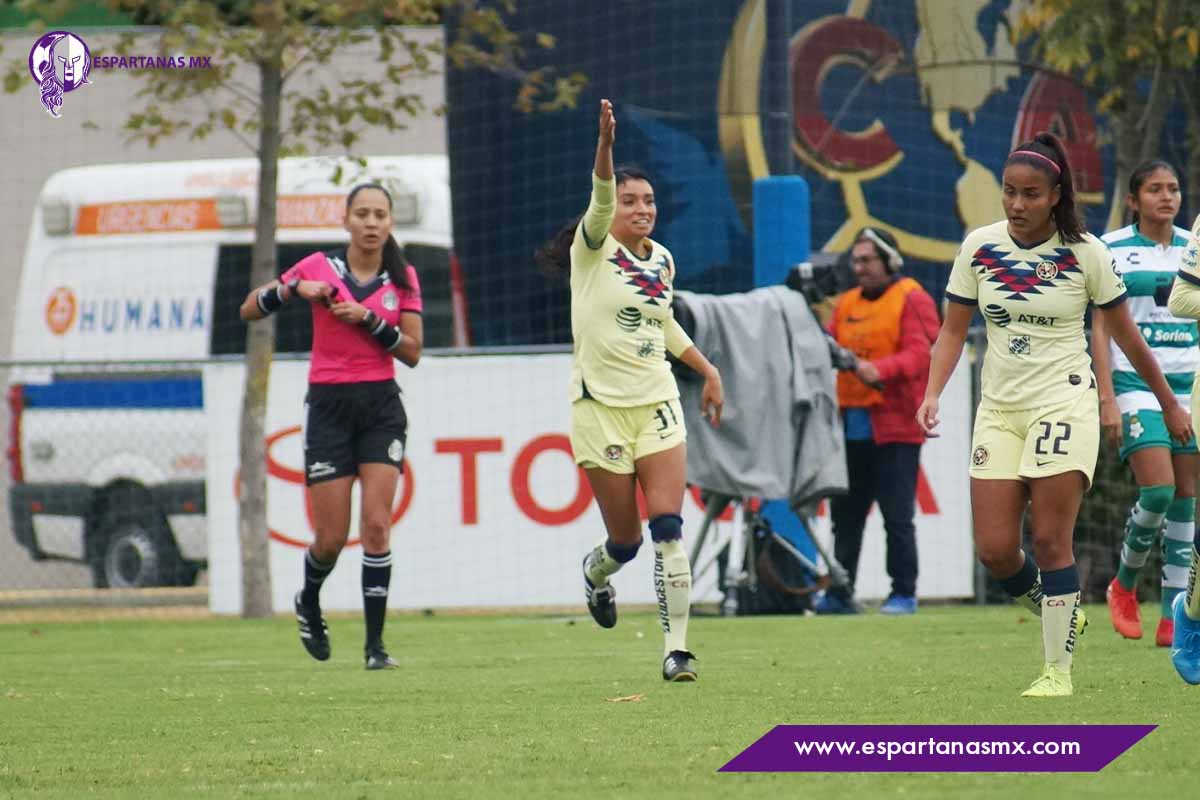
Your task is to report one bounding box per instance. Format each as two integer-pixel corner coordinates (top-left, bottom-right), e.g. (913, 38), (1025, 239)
(210, 243), (340, 355)
(403, 243), (451, 348)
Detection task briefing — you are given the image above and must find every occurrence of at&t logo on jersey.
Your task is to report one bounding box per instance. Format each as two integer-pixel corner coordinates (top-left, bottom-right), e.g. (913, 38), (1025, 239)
(983, 303), (1010, 327)
(1017, 313), (1058, 327)
(615, 307), (642, 332)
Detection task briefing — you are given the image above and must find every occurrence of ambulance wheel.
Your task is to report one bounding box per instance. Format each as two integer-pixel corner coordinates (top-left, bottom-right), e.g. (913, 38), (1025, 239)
(90, 510), (185, 589)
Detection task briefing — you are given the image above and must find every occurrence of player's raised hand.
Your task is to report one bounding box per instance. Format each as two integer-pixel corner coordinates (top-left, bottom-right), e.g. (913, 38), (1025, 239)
(598, 99), (615, 147)
(1164, 400), (1194, 446)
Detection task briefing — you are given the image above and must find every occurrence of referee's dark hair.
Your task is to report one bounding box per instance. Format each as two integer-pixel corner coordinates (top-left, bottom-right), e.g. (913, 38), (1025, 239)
(1004, 132), (1085, 244)
(346, 182), (411, 290)
(534, 165), (656, 277)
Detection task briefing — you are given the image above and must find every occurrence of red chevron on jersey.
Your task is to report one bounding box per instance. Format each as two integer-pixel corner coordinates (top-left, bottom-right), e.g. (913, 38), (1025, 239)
(972, 243), (1082, 301)
(609, 248), (669, 305)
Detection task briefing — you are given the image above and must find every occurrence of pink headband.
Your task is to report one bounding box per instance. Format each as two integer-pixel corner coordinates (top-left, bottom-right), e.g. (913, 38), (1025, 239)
(1011, 149), (1062, 175)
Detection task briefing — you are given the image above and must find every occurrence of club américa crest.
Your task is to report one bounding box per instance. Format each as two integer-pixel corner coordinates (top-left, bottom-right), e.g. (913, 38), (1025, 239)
(1035, 261), (1058, 281)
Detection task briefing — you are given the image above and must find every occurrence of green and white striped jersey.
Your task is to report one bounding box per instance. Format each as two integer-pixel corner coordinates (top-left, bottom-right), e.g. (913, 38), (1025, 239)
(1102, 223), (1196, 413)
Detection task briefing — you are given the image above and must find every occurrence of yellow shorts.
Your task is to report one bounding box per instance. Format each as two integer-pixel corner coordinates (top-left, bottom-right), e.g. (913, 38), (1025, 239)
(969, 388), (1099, 486)
(570, 397), (687, 474)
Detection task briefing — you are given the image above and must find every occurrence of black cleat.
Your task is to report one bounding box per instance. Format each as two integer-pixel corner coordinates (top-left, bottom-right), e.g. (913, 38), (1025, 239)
(365, 644), (399, 670)
(662, 650), (698, 682)
(583, 553), (617, 628)
(294, 592), (330, 661)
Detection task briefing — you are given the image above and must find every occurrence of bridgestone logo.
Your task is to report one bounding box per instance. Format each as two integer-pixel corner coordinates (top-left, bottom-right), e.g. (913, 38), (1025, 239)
(654, 549), (670, 633)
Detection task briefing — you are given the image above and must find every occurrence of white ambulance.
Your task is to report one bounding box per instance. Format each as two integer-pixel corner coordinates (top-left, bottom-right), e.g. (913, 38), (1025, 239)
(8, 155), (464, 588)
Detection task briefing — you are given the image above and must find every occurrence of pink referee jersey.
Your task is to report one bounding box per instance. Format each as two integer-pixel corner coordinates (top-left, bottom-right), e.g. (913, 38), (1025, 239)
(281, 250), (422, 384)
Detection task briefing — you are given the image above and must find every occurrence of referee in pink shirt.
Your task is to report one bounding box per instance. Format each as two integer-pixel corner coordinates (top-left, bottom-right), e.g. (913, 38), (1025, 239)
(240, 183), (423, 670)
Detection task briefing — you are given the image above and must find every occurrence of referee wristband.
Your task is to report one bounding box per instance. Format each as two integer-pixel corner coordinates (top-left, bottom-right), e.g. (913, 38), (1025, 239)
(360, 310), (405, 352)
(256, 279), (298, 315)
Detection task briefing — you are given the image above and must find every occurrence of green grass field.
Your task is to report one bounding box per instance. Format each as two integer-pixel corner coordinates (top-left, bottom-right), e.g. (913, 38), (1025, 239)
(1, 603), (1194, 799)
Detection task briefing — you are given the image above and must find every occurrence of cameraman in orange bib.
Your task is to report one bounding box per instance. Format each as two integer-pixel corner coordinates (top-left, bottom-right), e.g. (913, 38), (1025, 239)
(818, 228), (939, 615)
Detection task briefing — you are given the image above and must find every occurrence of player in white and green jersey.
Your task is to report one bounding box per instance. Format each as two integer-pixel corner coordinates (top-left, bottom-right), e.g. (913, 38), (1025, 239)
(919, 133), (1193, 698)
(1094, 160), (1198, 649)
(1166, 209), (1200, 683)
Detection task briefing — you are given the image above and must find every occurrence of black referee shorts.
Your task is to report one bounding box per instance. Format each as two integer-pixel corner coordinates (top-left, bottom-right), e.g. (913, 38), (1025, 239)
(303, 380), (408, 485)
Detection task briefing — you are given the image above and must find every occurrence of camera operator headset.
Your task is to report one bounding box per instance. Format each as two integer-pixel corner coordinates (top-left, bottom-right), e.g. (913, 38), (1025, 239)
(820, 226), (940, 615)
(786, 249), (887, 390)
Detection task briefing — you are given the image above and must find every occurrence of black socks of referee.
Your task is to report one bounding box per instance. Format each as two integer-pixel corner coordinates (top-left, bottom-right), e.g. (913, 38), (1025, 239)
(362, 550), (393, 649)
(300, 548), (336, 609)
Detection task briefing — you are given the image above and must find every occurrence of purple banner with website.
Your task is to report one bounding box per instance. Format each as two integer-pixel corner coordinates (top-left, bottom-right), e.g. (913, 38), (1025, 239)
(720, 725), (1155, 772)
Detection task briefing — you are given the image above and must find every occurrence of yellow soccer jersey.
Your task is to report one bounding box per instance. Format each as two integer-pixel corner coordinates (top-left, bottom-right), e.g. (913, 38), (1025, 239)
(946, 220), (1126, 410)
(1168, 213), (1200, 319)
(569, 174), (694, 407)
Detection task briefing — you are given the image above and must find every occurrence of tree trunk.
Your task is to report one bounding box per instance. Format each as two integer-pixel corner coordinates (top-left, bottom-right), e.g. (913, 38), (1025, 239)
(1108, 56), (1173, 232)
(1107, 121), (1139, 233)
(1102, 4), (1134, 232)
(237, 55), (284, 618)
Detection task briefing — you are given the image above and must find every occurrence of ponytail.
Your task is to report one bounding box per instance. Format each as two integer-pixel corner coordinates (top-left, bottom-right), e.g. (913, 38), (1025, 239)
(382, 234), (411, 291)
(534, 215), (583, 278)
(1005, 132), (1085, 243)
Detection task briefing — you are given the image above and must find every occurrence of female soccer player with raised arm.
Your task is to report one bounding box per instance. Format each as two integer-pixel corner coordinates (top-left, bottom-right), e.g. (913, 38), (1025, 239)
(917, 132), (1192, 697)
(1166, 209), (1200, 684)
(240, 183), (423, 671)
(535, 99), (723, 682)
(1093, 160), (1197, 647)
